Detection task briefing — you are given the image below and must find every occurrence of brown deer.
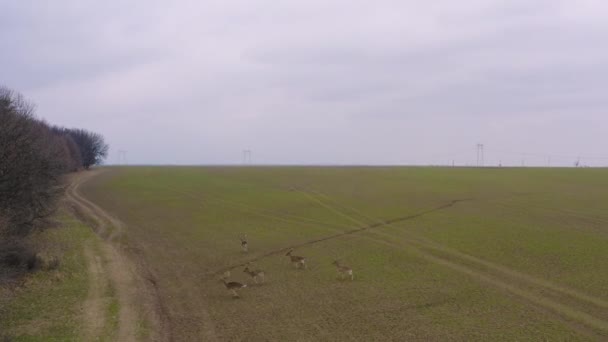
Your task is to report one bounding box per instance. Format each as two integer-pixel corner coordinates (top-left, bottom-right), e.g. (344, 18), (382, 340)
(240, 235), (248, 252)
(220, 276), (247, 298)
(243, 265), (266, 284)
(286, 249), (306, 269)
(332, 260), (354, 280)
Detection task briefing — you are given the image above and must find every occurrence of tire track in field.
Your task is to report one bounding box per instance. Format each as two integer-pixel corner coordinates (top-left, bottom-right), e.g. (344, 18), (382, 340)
(193, 183), (608, 337)
(67, 172), (139, 341)
(200, 196), (473, 277)
(355, 232), (607, 340)
(142, 181), (608, 337)
(307, 189), (608, 311)
(161, 186), (468, 277)
(298, 189), (608, 338)
(66, 171), (174, 342)
(82, 242), (107, 341)
(67, 172), (125, 242)
(167, 184), (608, 327)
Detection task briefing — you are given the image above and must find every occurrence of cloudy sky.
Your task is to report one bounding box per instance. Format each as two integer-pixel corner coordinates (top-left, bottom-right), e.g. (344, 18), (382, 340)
(2, 0), (607, 166)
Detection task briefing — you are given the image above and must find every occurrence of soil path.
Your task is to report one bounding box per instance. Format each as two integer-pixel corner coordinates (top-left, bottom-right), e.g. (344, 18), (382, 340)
(66, 170), (172, 341)
(82, 243), (107, 341)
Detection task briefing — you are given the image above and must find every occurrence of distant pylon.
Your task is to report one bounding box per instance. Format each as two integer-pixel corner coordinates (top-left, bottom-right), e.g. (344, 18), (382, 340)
(476, 144), (484, 167)
(242, 150), (252, 164)
(118, 150), (128, 165)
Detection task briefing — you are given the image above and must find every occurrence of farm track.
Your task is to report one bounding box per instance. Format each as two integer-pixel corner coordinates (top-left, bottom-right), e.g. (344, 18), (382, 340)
(357, 232), (607, 339)
(66, 171), (174, 342)
(309, 189), (608, 310)
(82, 242), (107, 341)
(301, 189), (608, 338)
(151, 184), (470, 276)
(201, 196), (473, 277)
(167, 184), (608, 338)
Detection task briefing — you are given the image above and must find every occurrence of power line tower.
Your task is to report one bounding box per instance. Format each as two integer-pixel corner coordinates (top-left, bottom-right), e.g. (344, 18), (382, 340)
(117, 150), (128, 165)
(476, 143), (484, 167)
(242, 150), (252, 165)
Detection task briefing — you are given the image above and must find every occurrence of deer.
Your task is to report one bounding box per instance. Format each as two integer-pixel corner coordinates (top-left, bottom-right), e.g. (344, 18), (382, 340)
(243, 265), (266, 284)
(240, 235), (248, 252)
(332, 260), (354, 281)
(220, 275), (247, 298)
(285, 248), (306, 269)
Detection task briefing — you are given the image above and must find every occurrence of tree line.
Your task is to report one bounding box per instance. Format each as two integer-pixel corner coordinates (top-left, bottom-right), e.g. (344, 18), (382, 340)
(0, 86), (108, 238)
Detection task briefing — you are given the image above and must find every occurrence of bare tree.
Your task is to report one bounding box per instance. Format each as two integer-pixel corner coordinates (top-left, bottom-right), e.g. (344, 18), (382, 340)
(64, 128), (109, 169)
(1, 85), (110, 238)
(0, 87), (82, 236)
(51, 126), (83, 171)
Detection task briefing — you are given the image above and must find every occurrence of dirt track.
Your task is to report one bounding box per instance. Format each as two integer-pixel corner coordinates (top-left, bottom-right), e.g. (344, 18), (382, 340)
(82, 243), (107, 341)
(299, 189), (608, 339)
(66, 171), (173, 341)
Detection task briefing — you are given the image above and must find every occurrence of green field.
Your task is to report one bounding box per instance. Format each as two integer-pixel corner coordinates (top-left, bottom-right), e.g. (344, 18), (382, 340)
(81, 166), (608, 341)
(0, 210), (104, 341)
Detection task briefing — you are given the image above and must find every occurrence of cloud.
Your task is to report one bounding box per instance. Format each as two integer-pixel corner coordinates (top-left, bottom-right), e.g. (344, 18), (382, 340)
(1, 0), (607, 166)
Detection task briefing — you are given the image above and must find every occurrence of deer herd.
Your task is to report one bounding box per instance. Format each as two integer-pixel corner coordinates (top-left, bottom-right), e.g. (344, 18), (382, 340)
(220, 236), (354, 298)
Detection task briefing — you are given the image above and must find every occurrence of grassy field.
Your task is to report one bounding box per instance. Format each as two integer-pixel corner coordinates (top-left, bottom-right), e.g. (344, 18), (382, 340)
(80, 166), (608, 341)
(0, 210), (110, 341)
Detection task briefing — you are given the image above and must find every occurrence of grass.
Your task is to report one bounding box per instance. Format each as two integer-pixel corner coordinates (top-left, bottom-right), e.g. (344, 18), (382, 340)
(0, 211), (95, 341)
(0, 207), (127, 341)
(80, 166), (608, 340)
(103, 279), (120, 341)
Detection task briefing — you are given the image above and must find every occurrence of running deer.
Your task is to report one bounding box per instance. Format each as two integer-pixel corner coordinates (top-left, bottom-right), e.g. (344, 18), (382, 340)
(285, 249), (306, 269)
(332, 260), (354, 280)
(240, 235), (248, 252)
(220, 276), (247, 298)
(243, 265), (266, 284)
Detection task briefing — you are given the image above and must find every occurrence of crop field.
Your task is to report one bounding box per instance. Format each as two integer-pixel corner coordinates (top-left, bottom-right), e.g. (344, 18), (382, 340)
(79, 166), (608, 341)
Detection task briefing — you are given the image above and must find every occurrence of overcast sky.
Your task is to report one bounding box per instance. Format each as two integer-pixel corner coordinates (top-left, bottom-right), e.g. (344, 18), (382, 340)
(2, 1), (607, 166)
